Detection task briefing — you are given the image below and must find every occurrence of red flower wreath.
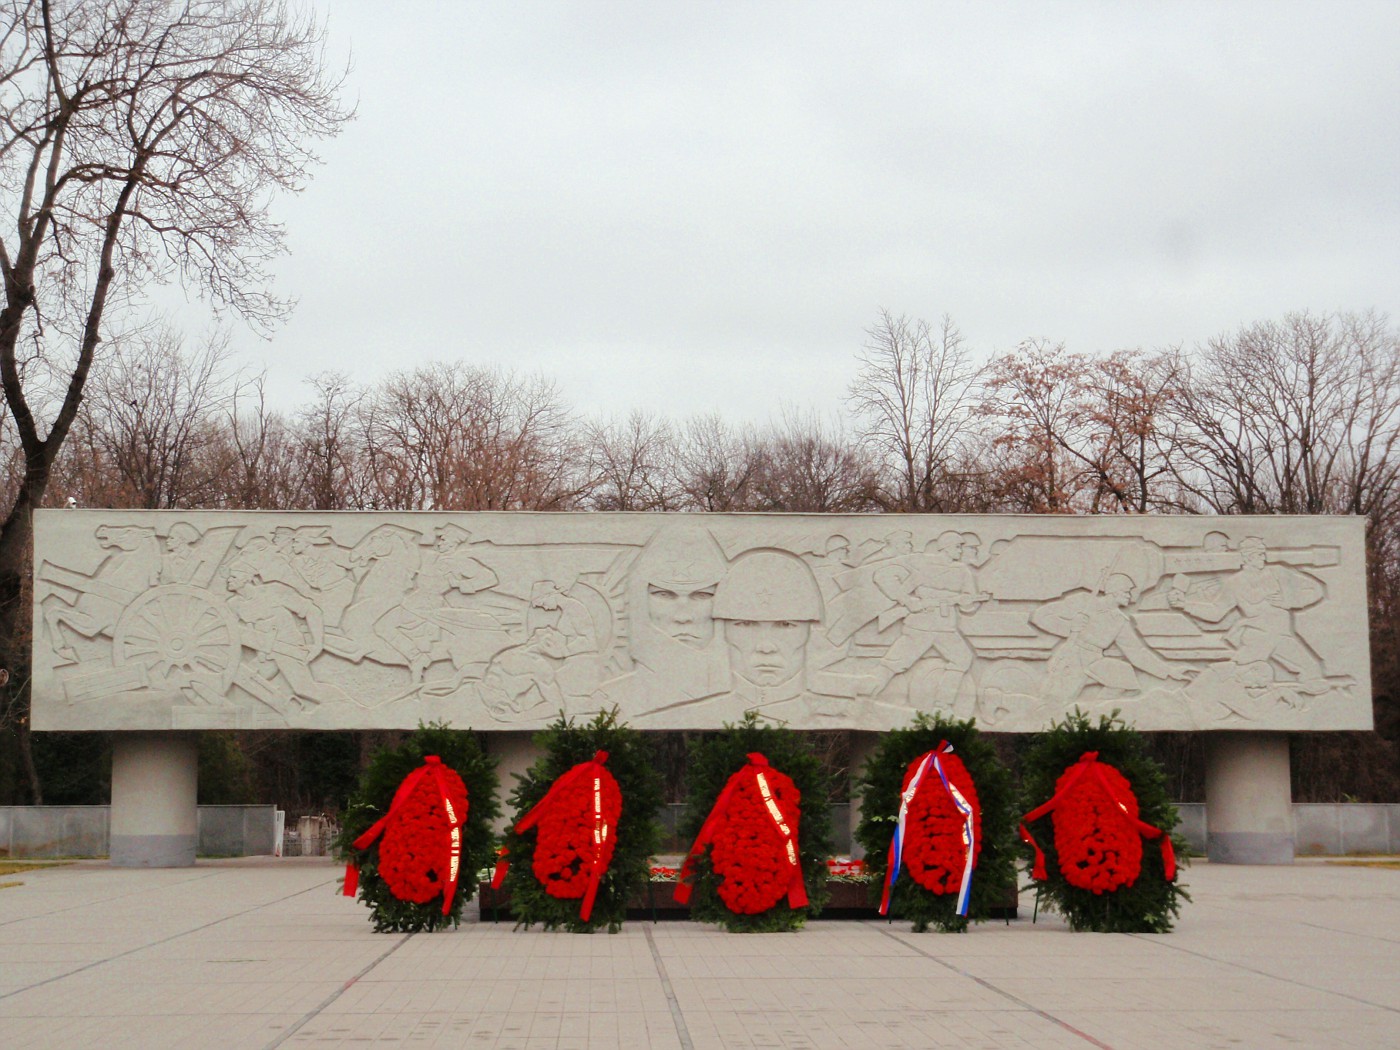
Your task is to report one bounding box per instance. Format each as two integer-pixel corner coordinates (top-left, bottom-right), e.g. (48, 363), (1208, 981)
(676, 752), (809, 915)
(1020, 751), (1176, 895)
(343, 755), (470, 913)
(508, 751), (622, 922)
(900, 748), (982, 895)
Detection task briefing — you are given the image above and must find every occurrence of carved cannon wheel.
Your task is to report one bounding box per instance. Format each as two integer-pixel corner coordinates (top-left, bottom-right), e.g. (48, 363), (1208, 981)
(113, 585), (241, 692)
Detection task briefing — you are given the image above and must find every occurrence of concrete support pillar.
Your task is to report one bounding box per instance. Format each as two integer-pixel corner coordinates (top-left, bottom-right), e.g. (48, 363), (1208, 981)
(846, 731), (883, 859)
(1205, 732), (1294, 864)
(485, 731), (542, 838)
(110, 732), (198, 867)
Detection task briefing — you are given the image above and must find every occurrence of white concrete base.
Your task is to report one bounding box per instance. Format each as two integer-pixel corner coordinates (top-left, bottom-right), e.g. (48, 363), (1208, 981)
(485, 731), (542, 837)
(110, 732), (198, 867)
(1205, 732), (1295, 864)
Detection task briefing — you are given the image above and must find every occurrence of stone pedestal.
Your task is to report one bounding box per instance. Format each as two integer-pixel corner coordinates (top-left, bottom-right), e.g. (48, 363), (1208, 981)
(1205, 732), (1294, 864)
(846, 731), (882, 860)
(110, 732), (198, 867)
(485, 731), (541, 837)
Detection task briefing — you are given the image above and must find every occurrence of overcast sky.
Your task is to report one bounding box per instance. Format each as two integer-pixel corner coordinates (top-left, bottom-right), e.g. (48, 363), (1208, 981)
(197, 1), (1400, 425)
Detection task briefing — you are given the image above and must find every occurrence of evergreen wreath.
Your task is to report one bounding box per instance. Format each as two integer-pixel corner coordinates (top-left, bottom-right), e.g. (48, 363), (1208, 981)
(676, 713), (834, 933)
(337, 723), (498, 933)
(854, 712), (1017, 933)
(498, 709), (663, 933)
(1018, 710), (1189, 933)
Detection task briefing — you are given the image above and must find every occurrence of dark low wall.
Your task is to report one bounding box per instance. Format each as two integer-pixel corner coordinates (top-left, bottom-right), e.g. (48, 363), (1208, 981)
(0, 805), (279, 858)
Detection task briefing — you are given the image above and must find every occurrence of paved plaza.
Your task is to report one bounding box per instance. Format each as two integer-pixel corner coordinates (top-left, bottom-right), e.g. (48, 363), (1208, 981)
(0, 856), (1397, 1049)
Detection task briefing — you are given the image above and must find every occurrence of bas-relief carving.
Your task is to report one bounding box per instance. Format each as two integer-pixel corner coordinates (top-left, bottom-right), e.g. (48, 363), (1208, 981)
(30, 511), (1372, 733)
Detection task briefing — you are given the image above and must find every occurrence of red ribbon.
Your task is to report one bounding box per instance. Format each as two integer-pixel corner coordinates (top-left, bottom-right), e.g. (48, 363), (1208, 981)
(675, 752), (809, 910)
(342, 755), (466, 915)
(1019, 751), (1176, 884)
(509, 751), (618, 922)
(489, 848), (509, 891)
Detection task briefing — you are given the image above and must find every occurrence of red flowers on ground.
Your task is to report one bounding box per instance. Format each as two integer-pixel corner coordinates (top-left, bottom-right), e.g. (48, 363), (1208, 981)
(825, 857), (867, 881)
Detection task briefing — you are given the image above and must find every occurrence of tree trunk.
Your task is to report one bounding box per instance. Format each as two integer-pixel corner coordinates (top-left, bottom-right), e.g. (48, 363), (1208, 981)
(0, 486), (42, 804)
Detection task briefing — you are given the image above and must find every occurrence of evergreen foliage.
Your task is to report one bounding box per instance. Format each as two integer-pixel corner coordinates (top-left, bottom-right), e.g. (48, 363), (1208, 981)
(678, 713), (834, 932)
(854, 712), (1017, 932)
(501, 709), (664, 933)
(1019, 710), (1190, 933)
(336, 723), (498, 933)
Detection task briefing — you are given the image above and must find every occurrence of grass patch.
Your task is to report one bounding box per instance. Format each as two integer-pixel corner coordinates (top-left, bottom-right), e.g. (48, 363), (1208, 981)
(0, 861), (71, 877)
(1325, 859), (1400, 869)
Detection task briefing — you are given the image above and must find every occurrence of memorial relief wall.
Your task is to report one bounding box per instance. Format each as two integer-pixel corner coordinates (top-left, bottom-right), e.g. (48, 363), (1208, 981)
(31, 510), (1370, 733)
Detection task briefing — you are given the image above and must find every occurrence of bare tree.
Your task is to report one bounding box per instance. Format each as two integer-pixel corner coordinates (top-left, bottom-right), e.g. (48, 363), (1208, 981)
(750, 407), (881, 512)
(978, 338), (1094, 512)
(847, 310), (984, 511)
(61, 323), (247, 508)
(1076, 348), (1189, 513)
(1167, 311), (1400, 517)
(212, 377), (305, 510)
(582, 410), (681, 511)
(294, 371), (367, 511)
(0, 0), (349, 799)
(362, 362), (586, 511)
(974, 339), (1189, 514)
(672, 413), (763, 511)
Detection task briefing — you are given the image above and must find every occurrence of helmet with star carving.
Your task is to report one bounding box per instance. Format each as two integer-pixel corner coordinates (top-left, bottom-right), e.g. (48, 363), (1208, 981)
(713, 549), (823, 622)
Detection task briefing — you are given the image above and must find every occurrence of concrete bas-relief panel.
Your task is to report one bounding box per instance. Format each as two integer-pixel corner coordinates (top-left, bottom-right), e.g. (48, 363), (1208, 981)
(31, 511), (1371, 733)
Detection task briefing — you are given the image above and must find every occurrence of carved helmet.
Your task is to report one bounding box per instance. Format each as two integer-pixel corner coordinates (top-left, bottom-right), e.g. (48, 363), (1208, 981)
(713, 550), (823, 622)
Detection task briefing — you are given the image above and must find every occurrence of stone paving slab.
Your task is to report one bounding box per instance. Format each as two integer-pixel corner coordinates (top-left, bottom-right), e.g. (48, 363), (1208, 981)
(0, 857), (1396, 1049)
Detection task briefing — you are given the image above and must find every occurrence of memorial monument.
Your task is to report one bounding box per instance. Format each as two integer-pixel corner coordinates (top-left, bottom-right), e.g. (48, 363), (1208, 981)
(31, 510), (1371, 866)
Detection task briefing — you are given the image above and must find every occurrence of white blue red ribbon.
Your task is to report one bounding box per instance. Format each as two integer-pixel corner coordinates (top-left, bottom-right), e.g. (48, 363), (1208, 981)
(879, 742), (976, 917)
(878, 749), (937, 915)
(931, 748), (976, 917)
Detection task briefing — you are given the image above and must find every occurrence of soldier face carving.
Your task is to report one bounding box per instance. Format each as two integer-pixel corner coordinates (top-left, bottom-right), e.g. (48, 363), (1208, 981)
(1105, 573), (1136, 607)
(646, 581), (717, 647)
(1242, 540), (1267, 569)
(725, 619), (810, 686)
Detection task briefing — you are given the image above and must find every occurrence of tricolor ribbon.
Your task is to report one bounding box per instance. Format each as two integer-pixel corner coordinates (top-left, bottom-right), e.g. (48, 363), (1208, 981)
(878, 749), (936, 915)
(342, 755), (465, 916)
(675, 752), (808, 909)
(505, 750), (616, 922)
(1019, 751), (1176, 883)
(878, 741), (977, 916)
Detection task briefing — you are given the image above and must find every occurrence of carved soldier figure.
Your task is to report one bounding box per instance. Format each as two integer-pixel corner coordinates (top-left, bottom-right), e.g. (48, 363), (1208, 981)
(225, 561), (351, 709)
(1169, 536), (1326, 685)
(864, 530), (992, 699)
(1033, 573), (1191, 701)
(158, 522), (203, 585)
